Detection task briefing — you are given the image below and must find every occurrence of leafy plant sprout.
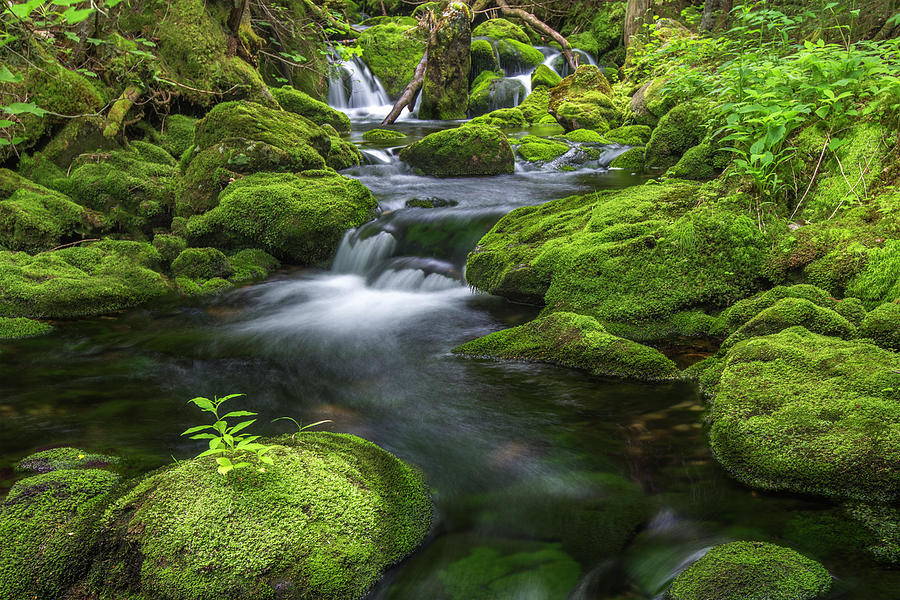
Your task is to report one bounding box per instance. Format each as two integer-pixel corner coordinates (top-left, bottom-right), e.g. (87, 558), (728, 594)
(181, 393), (274, 477)
(272, 416), (333, 440)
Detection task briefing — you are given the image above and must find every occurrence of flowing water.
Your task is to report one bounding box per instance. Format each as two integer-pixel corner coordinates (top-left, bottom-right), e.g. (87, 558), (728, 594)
(1, 60), (897, 600)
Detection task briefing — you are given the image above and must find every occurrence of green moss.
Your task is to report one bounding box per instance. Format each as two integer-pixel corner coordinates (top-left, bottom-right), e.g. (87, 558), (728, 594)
(326, 133), (363, 171)
(454, 312), (680, 380)
(470, 39), (500, 81)
(667, 140), (730, 180)
(548, 65), (621, 132)
(605, 125), (652, 146)
(0, 316), (53, 340)
(0, 240), (169, 318)
(845, 239), (900, 307)
(358, 22), (427, 98)
(860, 302), (900, 350)
(399, 125), (514, 177)
(67, 141), (180, 234)
(362, 128), (407, 141)
(90, 433), (432, 600)
(609, 147), (644, 170)
(561, 129), (605, 143)
(228, 248), (280, 283)
(517, 87), (552, 125)
(666, 541), (831, 600)
(495, 39), (545, 74)
(185, 171), (378, 265)
(160, 115), (198, 159)
(152, 233), (188, 265)
(719, 297), (856, 351)
(531, 64), (562, 89)
(171, 247), (234, 281)
(645, 103), (709, 169)
(0, 169), (101, 253)
(272, 85), (351, 133)
(17, 447), (120, 474)
(472, 18), (530, 44)
(516, 135), (569, 163)
(709, 327), (900, 501)
(468, 108), (528, 129)
(846, 502), (900, 565)
(0, 468), (120, 600)
(419, 3), (472, 120)
(468, 71), (527, 117)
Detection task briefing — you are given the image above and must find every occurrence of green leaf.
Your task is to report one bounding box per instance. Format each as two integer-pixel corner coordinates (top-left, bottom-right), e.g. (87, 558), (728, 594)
(197, 448), (227, 458)
(0, 119), (14, 128)
(221, 411), (257, 418)
(188, 396), (215, 412)
(0, 66), (23, 84)
(189, 433), (218, 440)
(217, 464), (233, 476)
(63, 7), (95, 24)
(10, 0), (46, 18)
(229, 419), (257, 435)
(215, 457), (233, 467)
(4, 103), (47, 116)
(182, 424), (212, 435)
(259, 455), (274, 465)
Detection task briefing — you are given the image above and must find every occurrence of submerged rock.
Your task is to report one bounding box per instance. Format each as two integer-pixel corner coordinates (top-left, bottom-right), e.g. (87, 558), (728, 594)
(90, 433), (432, 600)
(454, 312), (680, 381)
(708, 327), (900, 502)
(666, 541), (831, 600)
(399, 125), (514, 177)
(185, 171), (378, 265)
(548, 65), (622, 132)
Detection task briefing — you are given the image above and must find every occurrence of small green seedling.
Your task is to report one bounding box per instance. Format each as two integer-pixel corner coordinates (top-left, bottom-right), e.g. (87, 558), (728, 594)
(272, 416), (333, 440)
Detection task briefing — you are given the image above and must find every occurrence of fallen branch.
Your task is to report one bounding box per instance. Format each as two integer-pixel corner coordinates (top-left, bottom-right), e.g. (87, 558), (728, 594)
(40, 238), (100, 254)
(789, 134), (829, 221)
(102, 85), (142, 139)
(382, 49), (429, 125)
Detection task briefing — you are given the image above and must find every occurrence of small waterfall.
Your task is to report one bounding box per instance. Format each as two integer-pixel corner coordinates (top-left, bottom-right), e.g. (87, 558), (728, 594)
(327, 55), (391, 110)
(332, 230), (397, 275)
(512, 73), (532, 99)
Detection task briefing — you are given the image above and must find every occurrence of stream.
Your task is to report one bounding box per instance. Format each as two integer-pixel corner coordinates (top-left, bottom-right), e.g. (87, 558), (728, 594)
(1, 59), (898, 600)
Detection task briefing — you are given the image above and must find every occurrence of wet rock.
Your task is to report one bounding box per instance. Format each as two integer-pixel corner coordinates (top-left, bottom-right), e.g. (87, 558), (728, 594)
(399, 125), (514, 177)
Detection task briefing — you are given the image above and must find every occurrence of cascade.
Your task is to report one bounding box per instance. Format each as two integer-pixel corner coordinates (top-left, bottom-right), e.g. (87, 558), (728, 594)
(327, 54), (391, 110)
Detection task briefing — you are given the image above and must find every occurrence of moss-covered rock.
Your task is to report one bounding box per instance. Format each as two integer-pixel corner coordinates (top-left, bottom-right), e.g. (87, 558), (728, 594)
(160, 115), (198, 159)
(609, 147), (644, 170)
(0, 169), (101, 253)
(362, 128), (407, 141)
(0, 468), (120, 600)
(171, 247), (234, 281)
(516, 135), (569, 163)
(0, 316), (53, 340)
(666, 541), (831, 600)
(0, 240), (169, 318)
(152, 233), (188, 265)
(845, 239), (900, 308)
(185, 171), (378, 264)
(358, 22), (427, 98)
(468, 108), (528, 129)
(16, 447), (120, 474)
(399, 125), (514, 177)
(470, 39), (500, 81)
(517, 86), (553, 125)
(89, 433), (432, 600)
(494, 39), (545, 75)
(645, 103), (710, 169)
(272, 85), (351, 133)
(420, 2), (472, 120)
(325, 131), (363, 171)
(719, 297), (857, 351)
(548, 65), (622, 132)
(454, 312), (680, 380)
(468, 71), (527, 117)
(228, 248), (280, 283)
(860, 302), (900, 350)
(561, 129), (606, 143)
(472, 18), (530, 44)
(605, 125), (652, 146)
(666, 140), (730, 180)
(531, 64), (562, 89)
(709, 327), (900, 501)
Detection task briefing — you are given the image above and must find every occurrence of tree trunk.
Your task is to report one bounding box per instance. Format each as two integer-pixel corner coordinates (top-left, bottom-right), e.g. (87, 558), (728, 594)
(700, 0), (732, 32)
(103, 85), (142, 139)
(228, 0), (251, 35)
(625, 0), (650, 47)
(382, 50), (429, 125)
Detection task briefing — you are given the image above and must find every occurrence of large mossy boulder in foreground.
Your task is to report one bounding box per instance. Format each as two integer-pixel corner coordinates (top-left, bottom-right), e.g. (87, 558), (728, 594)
(186, 171), (378, 265)
(455, 312), (679, 380)
(547, 65), (622, 132)
(666, 541), (831, 600)
(90, 433), (432, 600)
(708, 327), (900, 502)
(399, 125), (514, 177)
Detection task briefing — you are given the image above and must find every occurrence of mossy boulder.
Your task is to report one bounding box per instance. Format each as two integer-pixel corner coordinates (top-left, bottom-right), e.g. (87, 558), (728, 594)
(468, 108), (528, 129)
(709, 327), (900, 501)
(605, 125), (652, 146)
(609, 147), (644, 170)
(160, 114), (198, 159)
(470, 39), (500, 81)
(845, 239), (900, 308)
(548, 65), (622, 132)
(454, 312), (680, 381)
(0, 169), (101, 253)
(517, 86), (553, 125)
(516, 135), (569, 163)
(185, 171), (378, 265)
(362, 128), (407, 141)
(0, 240), (169, 318)
(228, 248), (280, 283)
(468, 71), (527, 117)
(494, 39), (545, 75)
(666, 541), (831, 600)
(358, 22), (426, 98)
(152, 233), (188, 265)
(860, 302), (900, 350)
(719, 297), (857, 351)
(0, 467), (120, 600)
(420, 2), (472, 120)
(666, 140), (730, 180)
(90, 433), (432, 600)
(562, 129), (606, 143)
(16, 447), (120, 474)
(272, 85), (351, 133)
(472, 18), (530, 44)
(325, 131), (363, 171)
(399, 125), (514, 177)
(0, 316), (53, 340)
(645, 103), (710, 169)
(531, 64), (562, 89)
(171, 247), (234, 281)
